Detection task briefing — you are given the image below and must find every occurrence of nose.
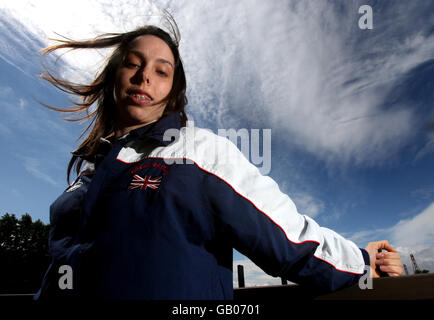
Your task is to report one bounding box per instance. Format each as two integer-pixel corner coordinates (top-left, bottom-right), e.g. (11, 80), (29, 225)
(132, 66), (151, 86)
(142, 68), (151, 86)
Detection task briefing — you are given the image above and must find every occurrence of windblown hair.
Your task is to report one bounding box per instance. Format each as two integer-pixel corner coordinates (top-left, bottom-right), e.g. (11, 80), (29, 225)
(40, 19), (187, 184)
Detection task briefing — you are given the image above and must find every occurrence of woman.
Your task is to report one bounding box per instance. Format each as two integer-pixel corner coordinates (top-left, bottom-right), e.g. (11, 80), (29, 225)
(34, 15), (402, 300)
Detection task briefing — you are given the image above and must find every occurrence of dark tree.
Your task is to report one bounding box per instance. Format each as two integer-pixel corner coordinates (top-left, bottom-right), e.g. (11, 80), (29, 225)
(0, 213), (51, 294)
(415, 269), (430, 274)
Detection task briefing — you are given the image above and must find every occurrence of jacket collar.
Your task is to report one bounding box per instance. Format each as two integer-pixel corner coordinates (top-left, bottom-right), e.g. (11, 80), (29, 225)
(72, 112), (182, 161)
(120, 111), (182, 146)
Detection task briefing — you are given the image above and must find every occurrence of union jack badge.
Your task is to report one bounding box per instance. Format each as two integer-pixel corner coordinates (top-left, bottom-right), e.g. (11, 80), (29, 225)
(128, 175), (162, 190)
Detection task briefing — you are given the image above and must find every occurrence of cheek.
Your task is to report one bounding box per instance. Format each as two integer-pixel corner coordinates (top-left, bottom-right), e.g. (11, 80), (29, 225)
(157, 80), (173, 98)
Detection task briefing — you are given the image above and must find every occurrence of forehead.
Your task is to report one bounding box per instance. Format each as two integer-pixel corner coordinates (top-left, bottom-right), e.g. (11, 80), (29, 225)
(127, 35), (174, 63)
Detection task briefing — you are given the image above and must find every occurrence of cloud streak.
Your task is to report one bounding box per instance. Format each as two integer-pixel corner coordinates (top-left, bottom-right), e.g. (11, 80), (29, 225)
(292, 192), (325, 218)
(2, 0), (433, 168)
(21, 156), (58, 186)
(390, 202), (434, 248)
(173, 0), (433, 167)
(347, 202), (434, 249)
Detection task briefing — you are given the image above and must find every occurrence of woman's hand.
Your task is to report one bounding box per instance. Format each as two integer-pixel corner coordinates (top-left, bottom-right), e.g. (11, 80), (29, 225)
(365, 240), (403, 278)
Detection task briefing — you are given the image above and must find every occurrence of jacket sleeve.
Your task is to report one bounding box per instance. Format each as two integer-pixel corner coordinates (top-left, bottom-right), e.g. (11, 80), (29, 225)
(197, 132), (370, 293)
(33, 164), (94, 300)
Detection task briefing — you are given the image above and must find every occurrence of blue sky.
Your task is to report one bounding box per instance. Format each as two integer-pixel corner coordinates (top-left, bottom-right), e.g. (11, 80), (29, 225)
(0, 0), (433, 286)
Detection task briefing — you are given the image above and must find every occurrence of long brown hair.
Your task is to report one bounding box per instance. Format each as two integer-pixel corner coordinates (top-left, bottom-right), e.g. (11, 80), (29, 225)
(40, 21), (188, 184)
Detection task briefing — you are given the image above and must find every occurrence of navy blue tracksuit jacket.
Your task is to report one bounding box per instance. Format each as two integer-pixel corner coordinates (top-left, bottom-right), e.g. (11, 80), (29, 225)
(34, 112), (370, 300)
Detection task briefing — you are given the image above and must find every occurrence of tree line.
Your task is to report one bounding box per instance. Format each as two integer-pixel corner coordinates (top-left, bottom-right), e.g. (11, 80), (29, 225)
(0, 213), (51, 294)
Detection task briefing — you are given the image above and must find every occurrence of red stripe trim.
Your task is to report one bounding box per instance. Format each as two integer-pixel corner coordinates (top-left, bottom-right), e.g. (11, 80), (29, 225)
(116, 156), (361, 275)
(116, 158), (144, 164)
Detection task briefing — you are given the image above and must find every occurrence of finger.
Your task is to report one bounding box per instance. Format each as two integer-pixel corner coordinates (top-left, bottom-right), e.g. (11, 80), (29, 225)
(377, 240), (397, 252)
(377, 258), (403, 267)
(388, 272), (403, 277)
(379, 265), (403, 275)
(388, 273), (401, 277)
(376, 252), (400, 260)
(376, 252), (402, 265)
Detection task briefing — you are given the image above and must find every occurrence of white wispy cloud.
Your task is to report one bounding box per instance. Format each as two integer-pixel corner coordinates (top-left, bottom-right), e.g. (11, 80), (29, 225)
(346, 228), (391, 247)
(414, 135), (434, 161)
(390, 202), (434, 248)
(18, 98), (27, 110)
(346, 202), (434, 249)
(21, 156), (58, 186)
(2, 0), (432, 168)
(291, 192), (325, 218)
(0, 0), (171, 83)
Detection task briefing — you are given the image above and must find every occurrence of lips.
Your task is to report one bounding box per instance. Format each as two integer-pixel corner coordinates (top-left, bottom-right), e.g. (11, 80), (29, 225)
(126, 88), (153, 103)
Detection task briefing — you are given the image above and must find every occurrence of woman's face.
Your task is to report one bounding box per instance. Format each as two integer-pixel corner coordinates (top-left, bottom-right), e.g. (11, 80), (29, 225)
(114, 35), (175, 128)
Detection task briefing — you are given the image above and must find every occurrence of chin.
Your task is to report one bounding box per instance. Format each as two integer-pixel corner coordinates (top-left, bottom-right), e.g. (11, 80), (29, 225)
(122, 106), (161, 125)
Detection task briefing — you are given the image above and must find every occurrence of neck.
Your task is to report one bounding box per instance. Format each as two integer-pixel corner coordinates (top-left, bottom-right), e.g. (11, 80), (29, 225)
(113, 119), (158, 139)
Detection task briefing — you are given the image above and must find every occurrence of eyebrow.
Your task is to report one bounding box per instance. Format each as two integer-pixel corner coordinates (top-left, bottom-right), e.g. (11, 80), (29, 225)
(128, 50), (174, 69)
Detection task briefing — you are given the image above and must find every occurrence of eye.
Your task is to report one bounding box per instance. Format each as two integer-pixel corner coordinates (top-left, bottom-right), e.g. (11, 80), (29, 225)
(125, 60), (140, 69)
(157, 70), (167, 77)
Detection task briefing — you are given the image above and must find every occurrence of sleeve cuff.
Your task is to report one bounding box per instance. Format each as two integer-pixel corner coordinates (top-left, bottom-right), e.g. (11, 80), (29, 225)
(360, 248), (370, 266)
